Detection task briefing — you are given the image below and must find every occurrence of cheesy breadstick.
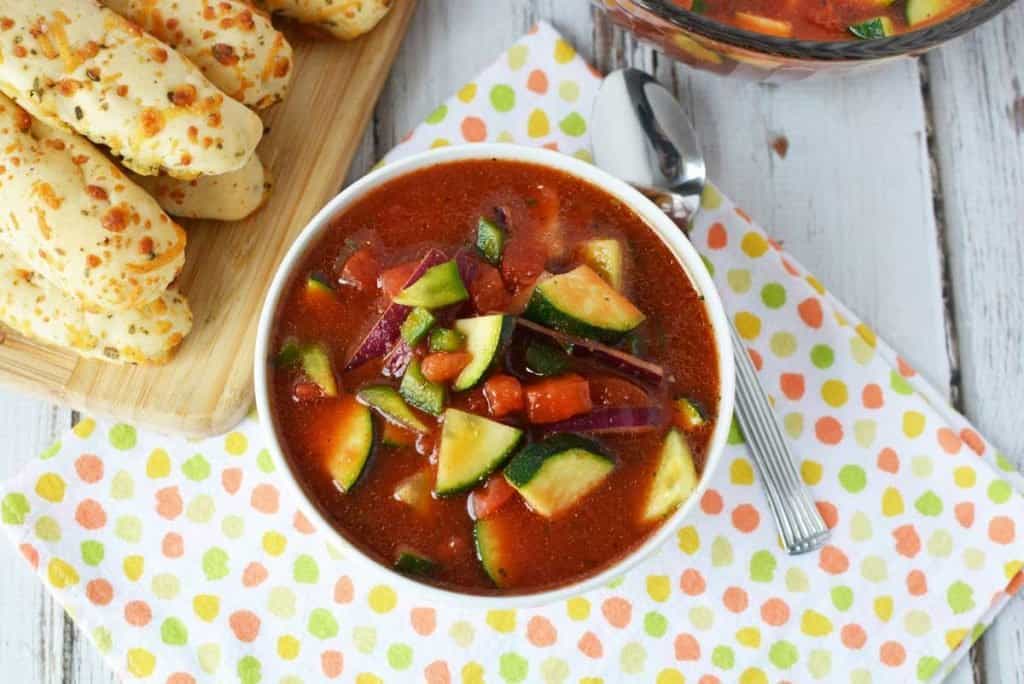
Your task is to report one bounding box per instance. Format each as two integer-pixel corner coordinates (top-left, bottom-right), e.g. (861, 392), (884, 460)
(0, 251), (192, 365)
(253, 0), (391, 40)
(0, 95), (186, 311)
(101, 0), (293, 109)
(0, 0), (263, 178)
(131, 155), (270, 221)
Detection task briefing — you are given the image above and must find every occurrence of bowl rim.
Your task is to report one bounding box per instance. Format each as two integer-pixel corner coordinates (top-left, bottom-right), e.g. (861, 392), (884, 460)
(621, 0), (1014, 61)
(253, 143), (736, 609)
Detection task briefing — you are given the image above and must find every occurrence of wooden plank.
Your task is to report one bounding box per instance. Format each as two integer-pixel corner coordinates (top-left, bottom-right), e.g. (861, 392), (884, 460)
(927, 3), (1024, 682)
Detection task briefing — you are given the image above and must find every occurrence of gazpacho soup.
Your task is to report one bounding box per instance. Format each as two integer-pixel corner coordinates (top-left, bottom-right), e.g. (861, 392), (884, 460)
(268, 159), (721, 594)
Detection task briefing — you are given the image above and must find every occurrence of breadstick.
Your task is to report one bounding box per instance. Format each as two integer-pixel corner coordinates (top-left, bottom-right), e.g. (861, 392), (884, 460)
(131, 155), (270, 221)
(253, 0), (391, 40)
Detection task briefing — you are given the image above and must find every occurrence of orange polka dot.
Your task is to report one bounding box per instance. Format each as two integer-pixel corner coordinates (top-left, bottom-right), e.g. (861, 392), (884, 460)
(936, 428), (961, 454)
(815, 417), (843, 445)
(989, 516), (1015, 544)
(780, 373), (805, 400)
(542, 141), (559, 151)
(707, 223), (727, 249)
(424, 660), (451, 684)
(880, 641), (906, 667)
(242, 562), (267, 587)
(748, 347), (763, 371)
(293, 511), (314, 534)
(955, 502), (975, 528)
(680, 569), (706, 595)
(167, 674), (196, 684)
(601, 597), (632, 628)
(862, 384), (883, 409)
(334, 576), (354, 603)
(221, 468), (242, 495)
(411, 607), (436, 636)
(75, 499), (106, 530)
(722, 586), (748, 613)
(731, 504), (760, 533)
(74, 454), (103, 483)
(250, 484), (279, 513)
(578, 630), (603, 658)
(960, 428), (985, 455)
(229, 610), (260, 642)
(815, 501), (838, 529)
(155, 486), (182, 520)
(760, 598), (790, 626)
(841, 624), (867, 649)
(734, 207), (751, 223)
(768, 238), (782, 251)
(906, 570), (928, 596)
(897, 357), (916, 377)
(162, 532), (184, 558)
(461, 116), (487, 142)
(798, 298), (823, 328)
(19, 543), (38, 569)
(877, 448), (899, 474)
(124, 600), (152, 627)
(526, 69), (549, 94)
(699, 676), (721, 684)
(86, 579), (113, 606)
(674, 632), (700, 660)
(1007, 571), (1024, 596)
(892, 525), (921, 558)
(818, 545), (850, 575)
(321, 650), (344, 679)
(782, 258), (800, 276)
(527, 615), (557, 646)
(700, 489), (723, 515)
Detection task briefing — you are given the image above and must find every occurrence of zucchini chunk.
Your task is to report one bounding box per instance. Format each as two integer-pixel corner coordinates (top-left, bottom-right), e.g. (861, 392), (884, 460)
(305, 272), (334, 303)
(525, 266), (645, 343)
(643, 429), (699, 522)
(476, 217), (506, 266)
(673, 397), (707, 430)
(906, 0), (951, 25)
(399, 358), (446, 416)
(525, 339), (569, 377)
(504, 434), (615, 518)
(393, 468), (432, 515)
(435, 409), (523, 495)
(452, 315), (516, 391)
(400, 307), (436, 346)
(323, 396), (374, 492)
(394, 548), (438, 576)
(274, 338), (301, 368)
(474, 518), (514, 587)
(393, 260), (469, 308)
(849, 16), (895, 38)
(428, 327), (465, 352)
(300, 344), (339, 397)
(578, 238), (624, 290)
(356, 385), (431, 433)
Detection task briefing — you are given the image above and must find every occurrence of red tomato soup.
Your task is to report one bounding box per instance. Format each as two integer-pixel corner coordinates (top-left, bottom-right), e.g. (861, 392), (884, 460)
(268, 159), (720, 594)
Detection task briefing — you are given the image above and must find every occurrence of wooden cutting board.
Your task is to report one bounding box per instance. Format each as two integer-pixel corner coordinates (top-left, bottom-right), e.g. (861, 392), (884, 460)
(0, 2), (417, 437)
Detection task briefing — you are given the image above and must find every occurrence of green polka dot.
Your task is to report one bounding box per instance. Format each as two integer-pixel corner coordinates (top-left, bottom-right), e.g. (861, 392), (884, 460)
(700, 254), (715, 276)
(904, 610), (931, 636)
(807, 649), (832, 679)
(221, 515), (244, 539)
(853, 419), (876, 447)
(108, 424), (137, 450)
(917, 656), (941, 681)
(182, 454), (211, 482)
(784, 413), (804, 438)
(35, 516), (61, 542)
(711, 536), (734, 567)
(890, 371), (914, 395)
(947, 581), (975, 614)
(161, 617), (188, 646)
(996, 453), (1014, 472)
(424, 104), (448, 124)
(294, 555), (319, 584)
(152, 573), (180, 599)
(701, 184), (722, 210)
(911, 455), (933, 478)
(39, 442), (61, 460)
(838, 465), (867, 493)
(256, 449), (275, 473)
(727, 269), (751, 293)
(988, 480), (1012, 504)
(914, 490), (943, 516)
(860, 555), (887, 582)
(110, 471), (133, 500)
(850, 511), (873, 541)
(810, 345), (834, 369)
(927, 530), (953, 558)
(786, 567), (810, 592)
(558, 113), (586, 137)
(237, 655), (261, 684)
(114, 515), (142, 543)
(507, 44), (528, 69)
(499, 652), (529, 682)
(728, 417), (745, 445)
(92, 627), (112, 654)
(202, 547), (230, 580)
(769, 640), (799, 669)
(186, 494), (215, 523)
(198, 643), (221, 674)
(81, 540), (104, 566)
(308, 608), (339, 639)
(620, 642), (646, 675)
(712, 645), (735, 670)
(770, 332), (798, 357)
(490, 85), (516, 112)
(387, 643), (413, 670)
(644, 611), (668, 637)
(1, 493), (29, 524)
(688, 605), (714, 630)
(761, 283), (786, 308)
(540, 657), (568, 684)
(558, 80), (580, 102)
(352, 625), (376, 653)
(268, 586), (296, 619)
(749, 550), (776, 582)
(831, 586), (854, 611)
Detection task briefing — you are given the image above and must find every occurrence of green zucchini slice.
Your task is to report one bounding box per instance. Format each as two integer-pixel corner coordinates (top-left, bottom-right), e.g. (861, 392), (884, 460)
(642, 429), (699, 521)
(323, 396), (374, 492)
(300, 344), (338, 397)
(504, 434), (615, 518)
(525, 265), (645, 342)
(399, 358), (446, 416)
(435, 408), (523, 495)
(356, 385), (431, 433)
(578, 238), (625, 290)
(451, 315), (515, 391)
(393, 260), (469, 308)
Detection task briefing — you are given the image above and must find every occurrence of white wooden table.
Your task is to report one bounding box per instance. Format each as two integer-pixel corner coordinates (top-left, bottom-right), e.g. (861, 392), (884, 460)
(1, 1), (1021, 681)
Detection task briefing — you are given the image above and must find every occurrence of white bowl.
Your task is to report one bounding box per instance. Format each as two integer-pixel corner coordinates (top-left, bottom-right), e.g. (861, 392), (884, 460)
(254, 144), (735, 609)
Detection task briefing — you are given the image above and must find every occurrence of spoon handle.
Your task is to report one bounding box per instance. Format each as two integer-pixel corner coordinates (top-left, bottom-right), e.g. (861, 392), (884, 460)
(728, 321), (831, 555)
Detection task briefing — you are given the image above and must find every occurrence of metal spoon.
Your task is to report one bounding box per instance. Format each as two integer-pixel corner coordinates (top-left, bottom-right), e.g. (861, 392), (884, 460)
(592, 68), (830, 555)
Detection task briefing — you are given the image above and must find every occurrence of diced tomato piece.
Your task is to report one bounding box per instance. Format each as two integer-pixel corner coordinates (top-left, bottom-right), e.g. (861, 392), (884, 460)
(462, 388), (490, 414)
(483, 374), (524, 418)
(501, 238), (547, 290)
(528, 184), (566, 262)
(437, 534), (469, 561)
(469, 262), (510, 313)
(421, 352), (473, 383)
(339, 248), (379, 291)
(380, 261), (419, 299)
(525, 373), (593, 424)
(292, 381), (323, 402)
(588, 375), (650, 408)
(470, 473), (517, 519)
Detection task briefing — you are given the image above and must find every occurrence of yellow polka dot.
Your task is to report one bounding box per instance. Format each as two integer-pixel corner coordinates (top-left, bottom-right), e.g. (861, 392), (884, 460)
(496, 130), (515, 143)
(224, 432), (248, 456)
(739, 668), (768, 684)
(874, 596), (894, 622)
(367, 585), (396, 614)
(47, 558), (79, 588)
(882, 487), (904, 517)
(736, 626), (761, 648)
(730, 458), (755, 485)
(1005, 560), (1023, 580)
(902, 410), (926, 438)
(277, 635), (300, 660)
(574, 149), (593, 163)
(805, 275), (826, 295)
(72, 418), (96, 438)
(566, 597), (590, 621)
(485, 609), (516, 632)
(580, 679), (604, 684)
(646, 575), (671, 602)
(734, 312), (761, 340)
(146, 449), (171, 478)
(123, 555), (144, 582)
(801, 460), (822, 486)
(126, 648), (156, 678)
(740, 232), (769, 258)
(855, 323), (877, 347)
(954, 466), (976, 488)
(821, 380), (848, 407)
(800, 609), (833, 636)
(656, 668), (686, 684)
(554, 39), (576, 63)
(462, 662), (485, 684)
(262, 531), (287, 556)
(35, 473), (66, 503)
(193, 594), (220, 622)
(430, 138), (450, 149)
(677, 525), (700, 554)
(355, 675), (382, 684)
(527, 109), (550, 138)
(457, 83), (477, 103)
(946, 628), (968, 650)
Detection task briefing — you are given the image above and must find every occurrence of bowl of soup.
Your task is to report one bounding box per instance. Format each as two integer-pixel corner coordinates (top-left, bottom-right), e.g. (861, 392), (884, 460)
(254, 144), (735, 605)
(596, 0), (1014, 80)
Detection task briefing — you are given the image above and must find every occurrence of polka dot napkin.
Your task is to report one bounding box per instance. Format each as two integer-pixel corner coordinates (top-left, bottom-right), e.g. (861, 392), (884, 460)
(3, 21), (1023, 684)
